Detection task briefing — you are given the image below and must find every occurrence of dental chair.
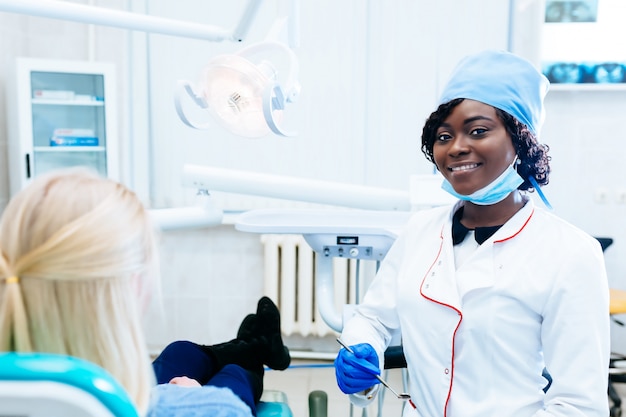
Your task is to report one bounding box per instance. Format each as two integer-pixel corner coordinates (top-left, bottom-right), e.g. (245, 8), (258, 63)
(0, 352), (294, 417)
(585, 237), (626, 417)
(0, 352), (139, 417)
(258, 390), (294, 417)
(609, 286), (626, 417)
(601, 236), (626, 417)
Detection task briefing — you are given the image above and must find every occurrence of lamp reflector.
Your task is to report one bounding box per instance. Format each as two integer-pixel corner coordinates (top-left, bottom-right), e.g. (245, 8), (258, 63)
(200, 54), (283, 138)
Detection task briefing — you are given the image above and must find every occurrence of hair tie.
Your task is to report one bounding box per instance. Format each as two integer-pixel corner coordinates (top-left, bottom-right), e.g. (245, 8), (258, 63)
(5, 276), (19, 284)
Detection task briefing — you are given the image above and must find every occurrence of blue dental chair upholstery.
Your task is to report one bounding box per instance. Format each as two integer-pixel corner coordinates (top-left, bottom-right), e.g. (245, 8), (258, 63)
(258, 390), (294, 417)
(0, 352), (139, 417)
(0, 352), (293, 417)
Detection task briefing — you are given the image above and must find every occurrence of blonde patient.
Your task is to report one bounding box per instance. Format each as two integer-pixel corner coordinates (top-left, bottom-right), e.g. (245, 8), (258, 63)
(0, 168), (290, 417)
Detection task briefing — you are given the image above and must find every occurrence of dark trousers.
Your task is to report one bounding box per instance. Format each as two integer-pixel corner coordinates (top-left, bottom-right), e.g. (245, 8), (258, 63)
(152, 340), (258, 416)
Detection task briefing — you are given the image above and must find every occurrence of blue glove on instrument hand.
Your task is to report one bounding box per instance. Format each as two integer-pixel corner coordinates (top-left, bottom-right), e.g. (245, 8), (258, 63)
(335, 343), (381, 394)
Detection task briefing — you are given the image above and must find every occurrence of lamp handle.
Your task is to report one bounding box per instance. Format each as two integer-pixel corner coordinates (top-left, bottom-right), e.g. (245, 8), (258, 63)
(239, 41), (299, 137)
(174, 80), (211, 130)
(262, 82), (296, 137)
(237, 41), (300, 103)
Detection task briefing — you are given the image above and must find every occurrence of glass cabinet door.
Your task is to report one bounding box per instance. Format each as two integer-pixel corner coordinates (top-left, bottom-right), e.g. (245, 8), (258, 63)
(29, 71), (108, 177)
(7, 57), (118, 196)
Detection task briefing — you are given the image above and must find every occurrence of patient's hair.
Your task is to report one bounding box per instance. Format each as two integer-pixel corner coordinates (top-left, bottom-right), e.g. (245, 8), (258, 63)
(0, 168), (158, 414)
(420, 98), (551, 190)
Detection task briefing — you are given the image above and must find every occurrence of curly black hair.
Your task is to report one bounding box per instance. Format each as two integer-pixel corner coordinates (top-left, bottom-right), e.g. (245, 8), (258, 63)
(420, 98), (551, 191)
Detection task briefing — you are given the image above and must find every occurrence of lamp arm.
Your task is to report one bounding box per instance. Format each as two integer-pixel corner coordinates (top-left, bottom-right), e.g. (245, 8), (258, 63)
(315, 256), (343, 332)
(182, 164), (412, 211)
(149, 189), (223, 230)
(149, 206), (223, 230)
(0, 0), (238, 42)
(231, 0), (265, 42)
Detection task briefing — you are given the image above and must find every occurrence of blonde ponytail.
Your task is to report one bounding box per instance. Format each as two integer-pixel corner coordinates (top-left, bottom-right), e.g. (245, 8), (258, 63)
(0, 263), (34, 353)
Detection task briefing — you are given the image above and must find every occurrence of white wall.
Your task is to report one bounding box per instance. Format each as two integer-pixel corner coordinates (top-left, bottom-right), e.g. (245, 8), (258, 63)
(1, 0), (625, 354)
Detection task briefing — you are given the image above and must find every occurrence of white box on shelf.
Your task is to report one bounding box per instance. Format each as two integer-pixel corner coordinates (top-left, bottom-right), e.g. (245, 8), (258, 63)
(33, 89), (75, 100)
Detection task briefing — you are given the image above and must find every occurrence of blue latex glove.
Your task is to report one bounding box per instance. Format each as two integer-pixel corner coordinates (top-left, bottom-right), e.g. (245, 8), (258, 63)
(335, 343), (381, 394)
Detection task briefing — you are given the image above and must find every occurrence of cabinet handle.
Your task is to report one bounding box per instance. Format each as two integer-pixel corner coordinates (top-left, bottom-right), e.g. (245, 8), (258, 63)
(25, 154), (31, 179)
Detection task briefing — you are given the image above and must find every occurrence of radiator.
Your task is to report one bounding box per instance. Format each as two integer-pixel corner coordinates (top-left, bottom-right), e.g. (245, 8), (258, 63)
(261, 234), (360, 337)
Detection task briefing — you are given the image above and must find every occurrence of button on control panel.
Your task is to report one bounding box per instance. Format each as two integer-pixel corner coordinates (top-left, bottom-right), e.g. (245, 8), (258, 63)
(323, 245), (373, 259)
(321, 235), (376, 259)
(304, 233), (397, 261)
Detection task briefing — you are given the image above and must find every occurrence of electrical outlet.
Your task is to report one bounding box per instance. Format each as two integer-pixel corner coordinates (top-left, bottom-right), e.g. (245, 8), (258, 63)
(616, 188), (626, 204)
(594, 187), (610, 204)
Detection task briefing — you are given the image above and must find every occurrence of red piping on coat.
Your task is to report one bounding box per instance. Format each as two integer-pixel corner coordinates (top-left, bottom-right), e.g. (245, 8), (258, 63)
(494, 208), (534, 243)
(415, 207), (533, 415)
(418, 225), (463, 417)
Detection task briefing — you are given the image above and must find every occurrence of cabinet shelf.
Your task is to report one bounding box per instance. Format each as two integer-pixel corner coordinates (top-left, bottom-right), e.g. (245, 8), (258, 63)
(34, 146), (106, 152)
(32, 99), (105, 106)
(549, 83), (626, 92)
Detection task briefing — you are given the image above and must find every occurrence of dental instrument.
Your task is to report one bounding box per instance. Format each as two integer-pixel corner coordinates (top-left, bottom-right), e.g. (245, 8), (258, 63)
(336, 338), (415, 408)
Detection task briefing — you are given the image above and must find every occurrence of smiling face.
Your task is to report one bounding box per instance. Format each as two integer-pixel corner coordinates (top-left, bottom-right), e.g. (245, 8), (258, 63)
(433, 99), (517, 196)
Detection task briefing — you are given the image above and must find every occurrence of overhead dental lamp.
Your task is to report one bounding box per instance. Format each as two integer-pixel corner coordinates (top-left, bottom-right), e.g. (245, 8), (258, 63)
(175, 40), (300, 138)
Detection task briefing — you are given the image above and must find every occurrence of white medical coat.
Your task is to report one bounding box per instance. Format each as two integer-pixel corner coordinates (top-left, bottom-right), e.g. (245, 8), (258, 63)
(341, 198), (610, 416)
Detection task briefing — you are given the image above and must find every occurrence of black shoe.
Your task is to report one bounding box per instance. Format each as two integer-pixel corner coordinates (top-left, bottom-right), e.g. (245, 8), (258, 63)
(256, 297), (291, 371)
(237, 314), (258, 341)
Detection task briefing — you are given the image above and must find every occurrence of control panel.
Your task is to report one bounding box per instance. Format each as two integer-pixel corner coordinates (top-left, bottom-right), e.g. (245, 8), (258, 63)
(304, 233), (396, 261)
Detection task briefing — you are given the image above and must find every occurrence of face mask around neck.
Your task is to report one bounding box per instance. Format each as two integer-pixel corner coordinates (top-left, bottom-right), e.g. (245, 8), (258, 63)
(441, 161), (524, 205)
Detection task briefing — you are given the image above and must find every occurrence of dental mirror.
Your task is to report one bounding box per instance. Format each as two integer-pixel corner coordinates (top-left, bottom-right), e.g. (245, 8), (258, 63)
(336, 338), (412, 401)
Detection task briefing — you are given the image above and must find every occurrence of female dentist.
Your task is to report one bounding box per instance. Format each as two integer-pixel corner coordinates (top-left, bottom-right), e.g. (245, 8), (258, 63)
(334, 50), (610, 416)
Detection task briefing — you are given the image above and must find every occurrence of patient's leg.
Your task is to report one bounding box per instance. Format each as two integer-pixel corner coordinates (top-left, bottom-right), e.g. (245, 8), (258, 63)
(152, 339), (215, 385)
(209, 364), (261, 415)
(152, 340), (261, 415)
(151, 297), (289, 413)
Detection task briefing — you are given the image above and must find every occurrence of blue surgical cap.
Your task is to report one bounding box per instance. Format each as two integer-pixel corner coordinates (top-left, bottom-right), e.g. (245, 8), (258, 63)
(438, 50), (550, 136)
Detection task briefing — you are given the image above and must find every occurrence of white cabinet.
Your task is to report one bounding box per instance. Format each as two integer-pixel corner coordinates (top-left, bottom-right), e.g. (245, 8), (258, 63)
(7, 58), (118, 195)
